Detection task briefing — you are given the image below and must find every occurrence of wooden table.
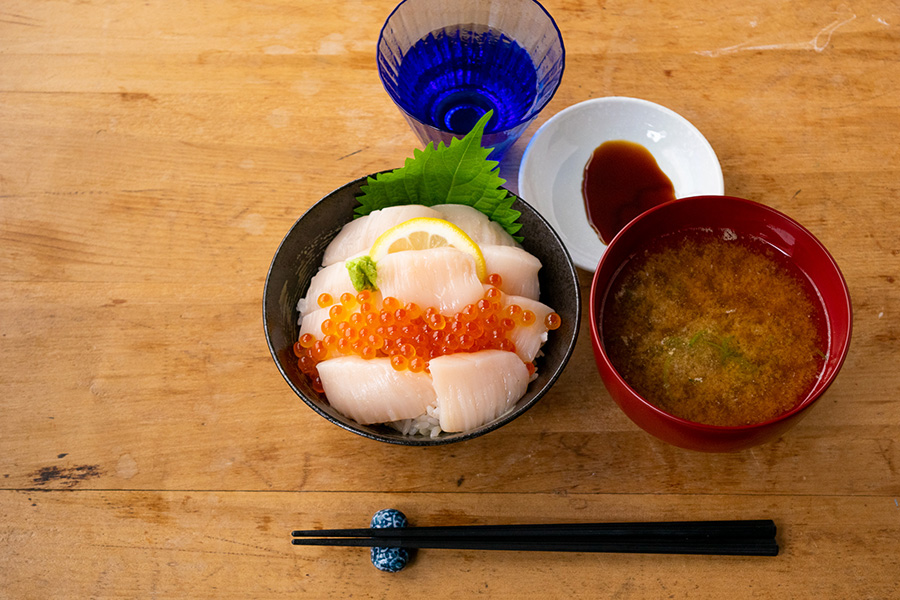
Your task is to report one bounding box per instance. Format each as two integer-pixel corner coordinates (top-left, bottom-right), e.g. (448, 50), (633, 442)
(2, 0), (899, 597)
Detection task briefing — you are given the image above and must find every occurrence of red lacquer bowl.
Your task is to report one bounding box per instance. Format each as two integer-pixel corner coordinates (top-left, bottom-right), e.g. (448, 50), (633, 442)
(589, 196), (852, 452)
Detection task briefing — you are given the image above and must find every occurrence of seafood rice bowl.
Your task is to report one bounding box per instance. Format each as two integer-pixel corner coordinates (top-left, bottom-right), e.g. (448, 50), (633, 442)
(263, 178), (580, 445)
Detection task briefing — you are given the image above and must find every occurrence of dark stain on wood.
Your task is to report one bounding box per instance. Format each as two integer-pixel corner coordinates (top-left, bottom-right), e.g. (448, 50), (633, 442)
(119, 92), (156, 102)
(257, 515), (273, 532)
(30, 464), (102, 488)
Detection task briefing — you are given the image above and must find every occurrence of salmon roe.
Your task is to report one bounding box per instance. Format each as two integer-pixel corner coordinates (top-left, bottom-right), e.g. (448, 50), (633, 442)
(294, 274), (562, 382)
(317, 293), (333, 309)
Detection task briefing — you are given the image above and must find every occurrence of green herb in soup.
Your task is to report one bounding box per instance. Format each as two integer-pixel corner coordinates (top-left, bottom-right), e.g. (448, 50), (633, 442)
(602, 230), (825, 426)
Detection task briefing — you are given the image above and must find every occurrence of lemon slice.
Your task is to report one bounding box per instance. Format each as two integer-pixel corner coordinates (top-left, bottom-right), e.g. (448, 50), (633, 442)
(370, 217), (487, 281)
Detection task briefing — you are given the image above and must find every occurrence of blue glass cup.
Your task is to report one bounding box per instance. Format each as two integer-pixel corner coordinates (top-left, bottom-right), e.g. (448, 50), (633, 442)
(377, 0), (565, 161)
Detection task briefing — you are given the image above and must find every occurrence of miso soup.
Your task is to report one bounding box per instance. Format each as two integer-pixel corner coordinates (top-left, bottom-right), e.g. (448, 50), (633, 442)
(602, 229), (826, 426)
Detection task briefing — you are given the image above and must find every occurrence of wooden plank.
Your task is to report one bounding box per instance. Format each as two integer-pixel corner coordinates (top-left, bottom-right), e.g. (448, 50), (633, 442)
(1, 490), (898, 598)
(0, 273), (897, 495)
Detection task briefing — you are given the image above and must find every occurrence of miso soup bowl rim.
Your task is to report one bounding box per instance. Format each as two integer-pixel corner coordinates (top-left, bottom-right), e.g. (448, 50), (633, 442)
(589, 195), (852, 439)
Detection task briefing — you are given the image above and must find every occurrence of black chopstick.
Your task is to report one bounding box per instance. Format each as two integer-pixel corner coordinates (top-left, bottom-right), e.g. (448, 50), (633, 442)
(291, 537), (778, 556)
(291, 519), (776, 541)
(290, 520), (778, 556)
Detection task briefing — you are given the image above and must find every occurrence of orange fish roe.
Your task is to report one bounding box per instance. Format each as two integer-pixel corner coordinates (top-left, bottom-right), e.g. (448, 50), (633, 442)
(382, 296), (402, 312)
(339, 292), (357, 309)
(317, 293), (333, 309)
(294, 274), (563, 380)
(545, 312), (562, 330)
(320, 319), (336, 336)
(405, 302), (423, 320)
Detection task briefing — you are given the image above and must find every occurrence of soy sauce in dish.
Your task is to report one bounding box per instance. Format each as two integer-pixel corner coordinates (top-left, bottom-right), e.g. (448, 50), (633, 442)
(582, 140), (676, 244)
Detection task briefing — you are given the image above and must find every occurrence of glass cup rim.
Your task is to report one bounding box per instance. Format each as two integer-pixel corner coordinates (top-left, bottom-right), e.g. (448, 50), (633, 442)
(376, 0), (566, 135)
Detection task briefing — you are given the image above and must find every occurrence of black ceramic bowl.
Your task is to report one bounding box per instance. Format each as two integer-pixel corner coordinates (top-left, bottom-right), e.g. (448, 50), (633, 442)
(263, 174), (580, 445)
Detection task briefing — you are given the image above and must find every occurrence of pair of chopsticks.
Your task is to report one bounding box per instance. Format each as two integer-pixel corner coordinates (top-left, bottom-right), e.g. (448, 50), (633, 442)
(291, 519), (778, 556)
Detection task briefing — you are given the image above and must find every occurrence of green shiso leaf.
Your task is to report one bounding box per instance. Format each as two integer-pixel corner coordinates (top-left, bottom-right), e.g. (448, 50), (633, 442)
(345, 255), (378, 292)
(354, 111), (523, 242)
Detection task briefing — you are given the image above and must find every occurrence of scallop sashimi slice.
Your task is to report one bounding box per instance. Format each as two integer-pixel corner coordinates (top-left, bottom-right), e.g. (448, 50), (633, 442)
(317, 356), (436, 425)
(429, 350), (530, 433)
(432, 204), (518, 247)
(376, 247), (485, 316)
(296, 260), (359, 316)
(501, 294), (554, 363)
(299, 307), (330, 338)
(322, 205), (442, 266)
(481, 245), (542, 300)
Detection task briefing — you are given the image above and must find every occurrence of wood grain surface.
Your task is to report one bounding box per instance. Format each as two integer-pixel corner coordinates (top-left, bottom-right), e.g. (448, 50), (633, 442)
(2, 0), (899, 597)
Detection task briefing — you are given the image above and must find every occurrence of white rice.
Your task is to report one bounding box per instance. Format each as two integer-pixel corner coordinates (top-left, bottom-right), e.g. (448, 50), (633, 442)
(390, 401), (443, 438)
(388, 366), (539, 437)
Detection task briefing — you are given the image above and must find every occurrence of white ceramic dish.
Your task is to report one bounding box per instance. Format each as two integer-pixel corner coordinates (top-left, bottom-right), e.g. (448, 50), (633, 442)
(518, 97), (724, 271)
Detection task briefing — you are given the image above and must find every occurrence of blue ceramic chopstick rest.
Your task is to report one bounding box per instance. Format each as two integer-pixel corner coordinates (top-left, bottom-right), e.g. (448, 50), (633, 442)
(370, 508), (412, 572)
